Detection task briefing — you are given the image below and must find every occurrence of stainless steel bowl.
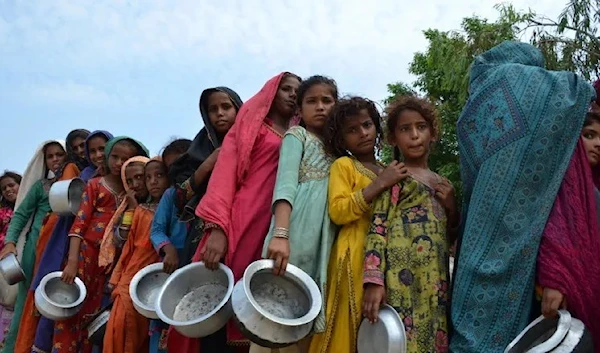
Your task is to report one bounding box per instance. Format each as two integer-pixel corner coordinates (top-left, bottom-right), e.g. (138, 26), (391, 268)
(155, 262), (234, 338)
(357, 304), (407, 353)
(87, 306), (111, 345)
(0, 253), (26, 285)
(130, 262), (169, 319)
(34, 271), (87, 321)
(49, 178), (86, 216)
(232, 259), (322, 348)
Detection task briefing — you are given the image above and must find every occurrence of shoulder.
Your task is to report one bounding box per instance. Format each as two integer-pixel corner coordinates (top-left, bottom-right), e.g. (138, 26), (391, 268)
(62, 163), (80, 178)
(138, 203), (158, 214)
(332, 156), (355, 170)
(285, 126), (307, 141)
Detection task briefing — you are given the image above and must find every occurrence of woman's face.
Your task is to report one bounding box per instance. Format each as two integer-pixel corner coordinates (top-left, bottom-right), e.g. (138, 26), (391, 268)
(71, 137), (86, 159)
(0, 177), (19, 203)
(44, 143), (67, 173)
(582, 120), (600, 167)
(87, 136), (108, 168)
(272, 75), (301, 119)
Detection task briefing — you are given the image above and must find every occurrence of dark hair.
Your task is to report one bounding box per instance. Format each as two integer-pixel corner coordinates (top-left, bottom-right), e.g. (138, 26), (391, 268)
(585, 112), (600, 127)
(385, 95), (440, 160)
(161, 138), (192, 160)
(296, 75), (339, 107)
(42, 141), (65, 156)
(324, 96), (383, 158)
(114, 139), (145, 156)
(0, 171), (22, 208)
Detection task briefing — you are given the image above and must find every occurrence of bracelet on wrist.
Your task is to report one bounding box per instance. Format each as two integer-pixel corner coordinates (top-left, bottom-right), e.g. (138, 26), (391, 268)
(273, 227), (289, 239)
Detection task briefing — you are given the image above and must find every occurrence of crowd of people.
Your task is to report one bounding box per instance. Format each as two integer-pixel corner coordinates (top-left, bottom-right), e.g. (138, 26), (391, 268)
(0, 40), (598, 353)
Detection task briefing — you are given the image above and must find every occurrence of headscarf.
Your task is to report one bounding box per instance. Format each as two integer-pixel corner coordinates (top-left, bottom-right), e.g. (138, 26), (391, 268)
(98, 156), (150, 270)
(103, 136), (149, 162)
(450, 41), (595, 352)
(79, 130), (114, 181)
(168, 87), (243, 219)
(65, 129), (91, 171)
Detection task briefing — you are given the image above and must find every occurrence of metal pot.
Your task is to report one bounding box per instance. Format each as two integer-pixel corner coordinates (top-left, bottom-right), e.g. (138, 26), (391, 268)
(232, 259), (322, 348)
(505, 310), (594, 352)
(155, 262), (234, 338)
(49, 178), (86, 216)
(34, 271), (87, 321)
(0, 253), (25, 285)
(357, 304), (407, 353)
(130, 262), (169, 319)
(86, 304), (111, 346)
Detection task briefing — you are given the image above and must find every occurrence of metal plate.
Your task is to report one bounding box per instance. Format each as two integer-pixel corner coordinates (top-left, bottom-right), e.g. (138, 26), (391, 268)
(357, 304), (406, 353)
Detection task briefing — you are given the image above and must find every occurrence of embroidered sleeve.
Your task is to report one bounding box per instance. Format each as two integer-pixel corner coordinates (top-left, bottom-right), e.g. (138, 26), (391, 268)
(68, 181), (98, 239)
(110, 207), (142, 286)
(363, 189), (392, 286)
(328, 157), (372, 225)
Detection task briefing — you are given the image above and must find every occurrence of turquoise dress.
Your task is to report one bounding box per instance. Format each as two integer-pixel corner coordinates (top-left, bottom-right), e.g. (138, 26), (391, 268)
(262, 126), (337, 333)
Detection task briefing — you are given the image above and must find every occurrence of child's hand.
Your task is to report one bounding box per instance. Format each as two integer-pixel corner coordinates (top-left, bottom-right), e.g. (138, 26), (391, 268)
(61, 260), (78, 284)
(266, 237), (290, 276)
(202, 148), (221, 172)
(434, 179), (457, 213)
(199, 228), (228, 270)
(126, 190), (138, 209)
(362, 284), (386, 323)
(0, 243), (17, 259)
(376, 161), (408, 190)
(162, 244), (179, 274)
(542, 288), (566, 318)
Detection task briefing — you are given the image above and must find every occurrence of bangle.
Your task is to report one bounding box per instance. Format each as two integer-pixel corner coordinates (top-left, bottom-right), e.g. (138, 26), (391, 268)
(273, 227), (289, 239)
(121, 210), (134, 226)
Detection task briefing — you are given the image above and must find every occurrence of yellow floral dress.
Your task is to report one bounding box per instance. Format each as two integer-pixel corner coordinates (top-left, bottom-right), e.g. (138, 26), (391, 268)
(309, 157), (379, 353)
(363, 175), (450, 353)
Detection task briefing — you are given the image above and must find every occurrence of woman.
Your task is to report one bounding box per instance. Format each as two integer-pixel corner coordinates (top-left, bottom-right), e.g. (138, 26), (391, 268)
(0, 172), (21, 345)
(0, 140), (70, 353)
(66, 129), (91, 171)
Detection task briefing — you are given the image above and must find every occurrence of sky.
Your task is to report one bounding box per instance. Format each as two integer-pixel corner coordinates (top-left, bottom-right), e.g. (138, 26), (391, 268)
(0, 0), (564, 173)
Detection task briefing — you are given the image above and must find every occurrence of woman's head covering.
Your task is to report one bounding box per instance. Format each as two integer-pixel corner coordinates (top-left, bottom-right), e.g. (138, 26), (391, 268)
(98, 155), (150, 271)
(65, 129), (91, 171)
(79, 130), (114, 181)
(104, 136), (149, 160)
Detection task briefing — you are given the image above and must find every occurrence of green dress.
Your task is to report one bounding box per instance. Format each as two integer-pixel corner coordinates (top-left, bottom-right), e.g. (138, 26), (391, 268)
(262, 126), (336, 333)
(363, 175), (450, 353)
(2, 180), (51, 353)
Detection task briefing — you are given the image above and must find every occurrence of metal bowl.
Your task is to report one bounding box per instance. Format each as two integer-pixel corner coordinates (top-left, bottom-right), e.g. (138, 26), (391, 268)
(155, 262), (234, 338)
(130, 262), (169, 319)
(87, 306), (111, 346)
(0, 253), (26, 285)
(49, 178), (86, 216)
(232, 259), (322, 348)
(34, 271), (87, 321)
(357, 304), (407, 353)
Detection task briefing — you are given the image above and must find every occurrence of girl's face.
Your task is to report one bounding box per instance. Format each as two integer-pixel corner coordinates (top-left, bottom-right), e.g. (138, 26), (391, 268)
(272, 76), (300, 119)
(390, 110), (434, 161)
(71, 137), (86, 159)
(300, 84), (336, 134)
(87, 136), (108, 168)
(0, 177), (19, 203)
(45, 143), (67, 173)
(108, 142), (138, 177)
(163, 152), (184, 171)
(207, 91), (237, 136)
(341, 109), (377, 157)
(125, 163), (148, 200)
(145, 162), (170, 200)
(582, 120), (600, 167)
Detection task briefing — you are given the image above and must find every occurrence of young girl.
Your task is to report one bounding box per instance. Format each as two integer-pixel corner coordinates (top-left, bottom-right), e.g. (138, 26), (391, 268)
(536, 111), (600, 347)
(263, 75), (338, 351)
(362, 96), (458, 353)
(308, 97), (405, 353)
(0, 140), (69, 353)
(193, 73), (300, 349)
(0, 172), (21, 344)
(66, 129), (92, 171)
(31, 130), (114, 353)
(55, 136), (148, 353)
(104, 158), (170, 353)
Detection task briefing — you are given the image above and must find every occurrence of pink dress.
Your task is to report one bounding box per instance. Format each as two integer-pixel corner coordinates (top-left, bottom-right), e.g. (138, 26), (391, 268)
(0, 206), (14, 345)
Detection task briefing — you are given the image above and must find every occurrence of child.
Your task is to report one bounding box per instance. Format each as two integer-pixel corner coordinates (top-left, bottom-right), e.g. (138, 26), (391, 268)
(263, 75), (338, 352)
(308, 97), (406, 353)
(362, 96), (458, 353)
(103, 158), (170, 353)
(536, 111), (600, 347)
(55, 136), (148, 353)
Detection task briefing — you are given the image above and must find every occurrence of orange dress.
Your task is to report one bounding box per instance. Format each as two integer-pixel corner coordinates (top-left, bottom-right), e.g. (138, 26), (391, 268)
(103, 204), (160, 353)
(52, 177), (122, 353)
(13, 163), (80, 353)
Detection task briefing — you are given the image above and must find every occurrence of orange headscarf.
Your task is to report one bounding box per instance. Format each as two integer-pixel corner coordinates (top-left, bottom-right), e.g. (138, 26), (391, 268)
(98, 156), (150, 271)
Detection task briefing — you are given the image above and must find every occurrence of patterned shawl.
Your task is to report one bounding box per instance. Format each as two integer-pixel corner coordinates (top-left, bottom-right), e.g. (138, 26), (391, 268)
(450, 41), (595, 352)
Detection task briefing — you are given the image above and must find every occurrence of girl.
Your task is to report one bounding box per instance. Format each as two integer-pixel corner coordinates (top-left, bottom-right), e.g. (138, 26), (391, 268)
(308, 97), (405, 353)
(263, 75), (338, 351)
(362, 96), (458, 353)
(55, 136), (148, 353)
(66, 129), (91, 171)
(14, 129), (89, 353)
(193, 73), (300, 349)
(31, 131), (113, 353)
(536, 111), (600, 348)
(0, 172), (21, 344)
(0, 140), (69, 353)
(104, 158), (170, 353)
